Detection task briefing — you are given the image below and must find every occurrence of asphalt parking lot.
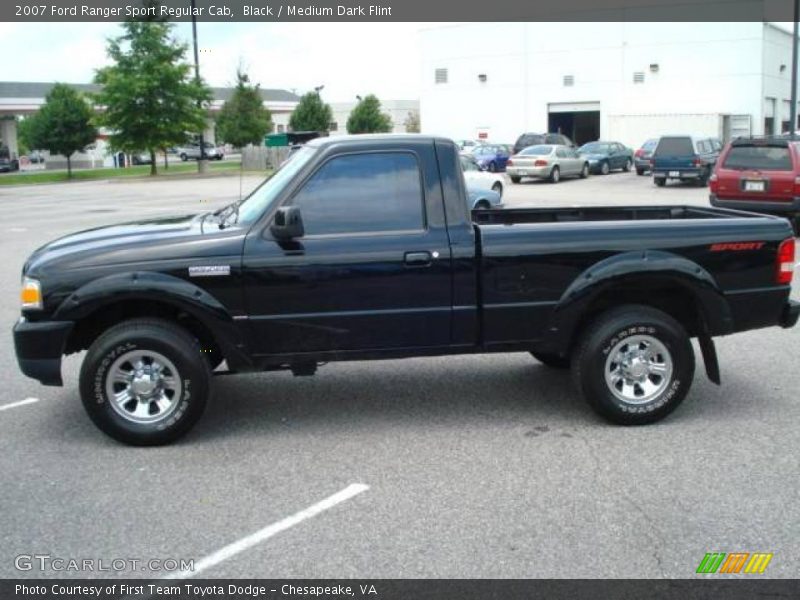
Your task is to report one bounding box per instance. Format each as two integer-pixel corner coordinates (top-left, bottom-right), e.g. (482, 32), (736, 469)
(0, 170), (797, 579)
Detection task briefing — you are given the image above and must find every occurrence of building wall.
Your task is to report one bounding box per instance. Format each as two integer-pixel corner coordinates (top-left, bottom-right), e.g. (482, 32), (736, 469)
(420, 22), (790, 147)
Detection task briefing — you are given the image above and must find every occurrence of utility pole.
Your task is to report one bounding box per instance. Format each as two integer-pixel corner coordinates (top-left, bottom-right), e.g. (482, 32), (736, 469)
(792, 0), (799, 139)
(190, 0), (207, 171)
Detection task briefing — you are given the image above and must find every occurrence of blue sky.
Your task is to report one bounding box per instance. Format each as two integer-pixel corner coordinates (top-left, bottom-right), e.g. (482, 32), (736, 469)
(0, 22), (426, 101)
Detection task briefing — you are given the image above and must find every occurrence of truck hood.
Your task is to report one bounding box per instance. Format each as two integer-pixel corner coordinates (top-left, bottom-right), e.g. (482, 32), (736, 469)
(23, 212), (243, 278)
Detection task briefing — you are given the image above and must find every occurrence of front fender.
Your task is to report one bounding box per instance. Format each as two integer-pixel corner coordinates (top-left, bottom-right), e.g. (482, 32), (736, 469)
(542, 250), (733, 351)
(52, 271), (251, 368)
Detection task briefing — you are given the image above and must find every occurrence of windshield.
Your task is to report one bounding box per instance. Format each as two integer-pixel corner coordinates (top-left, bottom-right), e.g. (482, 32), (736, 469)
(580, 143), (608, 153)
(236, 146), (316, 225)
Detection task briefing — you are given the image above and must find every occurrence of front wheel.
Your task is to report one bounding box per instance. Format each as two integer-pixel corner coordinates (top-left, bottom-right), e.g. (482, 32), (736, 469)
(572, 305), (695, 425)
(549, 166), (560, 183)
(180, 153), (188, 162)
(623, 158), (632, 172)
(79, 318), (211, 446)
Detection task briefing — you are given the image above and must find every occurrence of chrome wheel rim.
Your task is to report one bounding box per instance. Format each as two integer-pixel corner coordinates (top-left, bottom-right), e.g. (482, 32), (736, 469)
(604, 334), (672, 405)
(601, 162), (609, 174)
(106, 350), (182, 424)
(552, 168), (559, 182)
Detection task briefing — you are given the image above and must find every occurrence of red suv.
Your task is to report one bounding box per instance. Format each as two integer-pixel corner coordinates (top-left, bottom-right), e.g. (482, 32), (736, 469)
(710, 137), (800, 231)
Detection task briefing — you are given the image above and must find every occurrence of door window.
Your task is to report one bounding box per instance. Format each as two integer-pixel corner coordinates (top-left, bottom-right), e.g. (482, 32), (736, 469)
(289, 152), (425, 236)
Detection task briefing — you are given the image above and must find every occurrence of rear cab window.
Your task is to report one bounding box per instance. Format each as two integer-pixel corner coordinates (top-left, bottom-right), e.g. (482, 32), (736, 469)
(722, 144), (794, 171)
(655, 137), (694, 156)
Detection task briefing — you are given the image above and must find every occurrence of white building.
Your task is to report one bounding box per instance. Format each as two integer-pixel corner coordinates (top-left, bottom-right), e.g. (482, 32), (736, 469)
(420, 22), (799, 147)
(328, 99), (419, 135)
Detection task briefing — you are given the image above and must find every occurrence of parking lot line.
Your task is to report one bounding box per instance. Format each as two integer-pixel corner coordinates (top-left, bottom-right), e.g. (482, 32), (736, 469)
(0, 397), (39, 412)
(164, 483), (370, 579)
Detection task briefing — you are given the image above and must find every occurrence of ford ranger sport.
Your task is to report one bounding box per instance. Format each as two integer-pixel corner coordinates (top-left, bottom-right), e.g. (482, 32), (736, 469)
(13, 135), (800, 445)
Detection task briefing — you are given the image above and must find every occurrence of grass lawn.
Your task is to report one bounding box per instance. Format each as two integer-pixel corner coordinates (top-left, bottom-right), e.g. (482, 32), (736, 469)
(0, 160), (249, 186)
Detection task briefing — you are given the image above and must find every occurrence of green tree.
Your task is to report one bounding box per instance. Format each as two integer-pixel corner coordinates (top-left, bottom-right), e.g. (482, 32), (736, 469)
(288, 91), (333, 133)
(215, 69), (273, 148)
(24, 84), (97, 178)
(404, 110), (420, 133)
(346, 94), (393, 134)
(94, 21), (211, 175)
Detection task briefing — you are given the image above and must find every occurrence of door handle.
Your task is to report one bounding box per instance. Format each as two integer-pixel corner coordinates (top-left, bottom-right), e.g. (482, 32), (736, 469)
(404, 251), (432, 267)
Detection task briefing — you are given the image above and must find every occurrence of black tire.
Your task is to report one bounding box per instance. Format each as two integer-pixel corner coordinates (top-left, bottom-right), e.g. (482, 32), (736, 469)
(180, 153), (188, 162)
(79, 318), (211, 446)
(697, 169), (709, 187)
(549, 166), (560, 183)
(531, 351), (570, 369)
(475, 200), (491, 210)
(580, 163), (589, 178)
(636, 167), (645, 176)
(510, 175), (521, 184)
(600, 161), (610, 175)
(571, 305), (695, 425)
(623, 158), (632, 172)
(491, 182), (503, 197)
(654, 178), (666, 187)
(488, 161), (497, 172)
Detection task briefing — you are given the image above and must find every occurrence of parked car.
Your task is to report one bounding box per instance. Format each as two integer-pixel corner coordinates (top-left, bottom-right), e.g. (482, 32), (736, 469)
(467, 186), (503, 211)
(578, 141), (634, 174)
(634, 139), (658, 175)
(465, 144), (511, 172)
(710, 136), (800, 232)
(651, 136), (720, 187)
(0, 156), (19, 172)
(178, 142), (224, 161)
(13, 134), (799, 445)
(131, 152), (153, 166)
(456, 139), (483, 151)
(461, 155), (504, 198)
(27, 150), (46, 164)
(506, 144), (589, 183)
(513, 132), (575, 155)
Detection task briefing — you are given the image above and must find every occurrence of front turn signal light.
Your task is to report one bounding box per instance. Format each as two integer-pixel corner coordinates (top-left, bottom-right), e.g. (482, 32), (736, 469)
(20, 277), (42, 310)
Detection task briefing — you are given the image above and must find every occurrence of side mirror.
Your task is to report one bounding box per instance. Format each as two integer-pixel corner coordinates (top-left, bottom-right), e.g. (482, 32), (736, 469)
(270, 206), (305, 240)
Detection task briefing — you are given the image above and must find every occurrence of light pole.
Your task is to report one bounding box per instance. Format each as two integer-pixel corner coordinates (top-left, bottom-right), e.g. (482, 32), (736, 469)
(791, 0), (799, 139)
(190, 0), (207, 171)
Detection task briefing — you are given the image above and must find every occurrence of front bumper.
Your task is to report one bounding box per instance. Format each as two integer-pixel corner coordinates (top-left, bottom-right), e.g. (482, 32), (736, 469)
(780, 300), (800, 328)
(710, 194), (800, 214)
(13, 318), (73, 386)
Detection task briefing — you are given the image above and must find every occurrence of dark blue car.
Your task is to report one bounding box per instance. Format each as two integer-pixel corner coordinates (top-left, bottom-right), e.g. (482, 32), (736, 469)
(466, 144), (510, 172)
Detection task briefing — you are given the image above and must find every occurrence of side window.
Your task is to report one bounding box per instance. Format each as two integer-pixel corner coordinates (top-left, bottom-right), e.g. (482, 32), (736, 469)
(290, 152), (425, 236)
(545, 134), (559, 144)
(555, 147), (567, 158)
(697, 140), (709, 153)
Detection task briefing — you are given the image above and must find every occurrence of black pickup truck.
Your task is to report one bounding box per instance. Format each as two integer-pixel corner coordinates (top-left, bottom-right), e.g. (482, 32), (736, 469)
(13, 135), (799, 445)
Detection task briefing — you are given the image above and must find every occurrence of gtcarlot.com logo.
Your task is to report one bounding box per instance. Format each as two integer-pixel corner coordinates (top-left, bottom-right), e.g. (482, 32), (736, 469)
(15, 554), (195, 573)
(696, 552), (773, 574)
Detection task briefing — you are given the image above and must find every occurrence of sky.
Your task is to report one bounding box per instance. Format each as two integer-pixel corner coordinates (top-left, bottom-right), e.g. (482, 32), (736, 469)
(0, 22), (429, 102)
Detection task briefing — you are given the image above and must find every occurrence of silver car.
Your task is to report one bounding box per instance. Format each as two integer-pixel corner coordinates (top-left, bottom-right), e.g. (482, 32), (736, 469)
(506, 144), (589, 184)
(178, 142), (224, 161)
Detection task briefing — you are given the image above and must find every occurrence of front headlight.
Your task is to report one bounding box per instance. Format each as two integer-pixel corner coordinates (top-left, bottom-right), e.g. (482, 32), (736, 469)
(20, 277), (42, 310)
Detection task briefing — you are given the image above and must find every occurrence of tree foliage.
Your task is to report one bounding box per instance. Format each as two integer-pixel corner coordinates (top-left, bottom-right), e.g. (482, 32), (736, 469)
(288, 92), (333, 133)
(215, 69), (273, 148)
(23, 84), (97, 178)
(94, 21), (211, 175)
(404, 110), (420, 133)
(346, 94), (393, 134)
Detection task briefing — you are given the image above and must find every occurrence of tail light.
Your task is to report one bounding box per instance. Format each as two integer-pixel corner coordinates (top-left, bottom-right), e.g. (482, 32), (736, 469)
(693, 158), (703, 167)
(709, 172), (719, 193)
(634, 149), (644, 158)
(534, 159), (549, 167)
(506, 159), (514, 167)
(777, 237), (795, 285)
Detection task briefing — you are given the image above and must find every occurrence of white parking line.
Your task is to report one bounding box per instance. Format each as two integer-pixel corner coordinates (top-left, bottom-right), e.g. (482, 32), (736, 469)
(0, 397), (39, 412)
(164, 483), (369, 579)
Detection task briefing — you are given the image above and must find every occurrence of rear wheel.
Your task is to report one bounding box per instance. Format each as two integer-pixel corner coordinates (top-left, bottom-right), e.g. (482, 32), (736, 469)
(623, 158), (632, 172)
(510, 175), (521, 184)
(580, 163), (589, 178)
(79, 318), (211, 446)
(636, 167), (645, 176)
(572, 305), (694, 425)
(180, 153), (188, 162)
(697, 168), (710, 187)
(488, 161), (497, 172)
(549, 166), (560, 183)
(654, 178), (666, 187)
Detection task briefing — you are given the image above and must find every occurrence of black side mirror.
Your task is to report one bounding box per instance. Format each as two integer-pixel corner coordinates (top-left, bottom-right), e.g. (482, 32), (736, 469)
(270, 206), (304, 240)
